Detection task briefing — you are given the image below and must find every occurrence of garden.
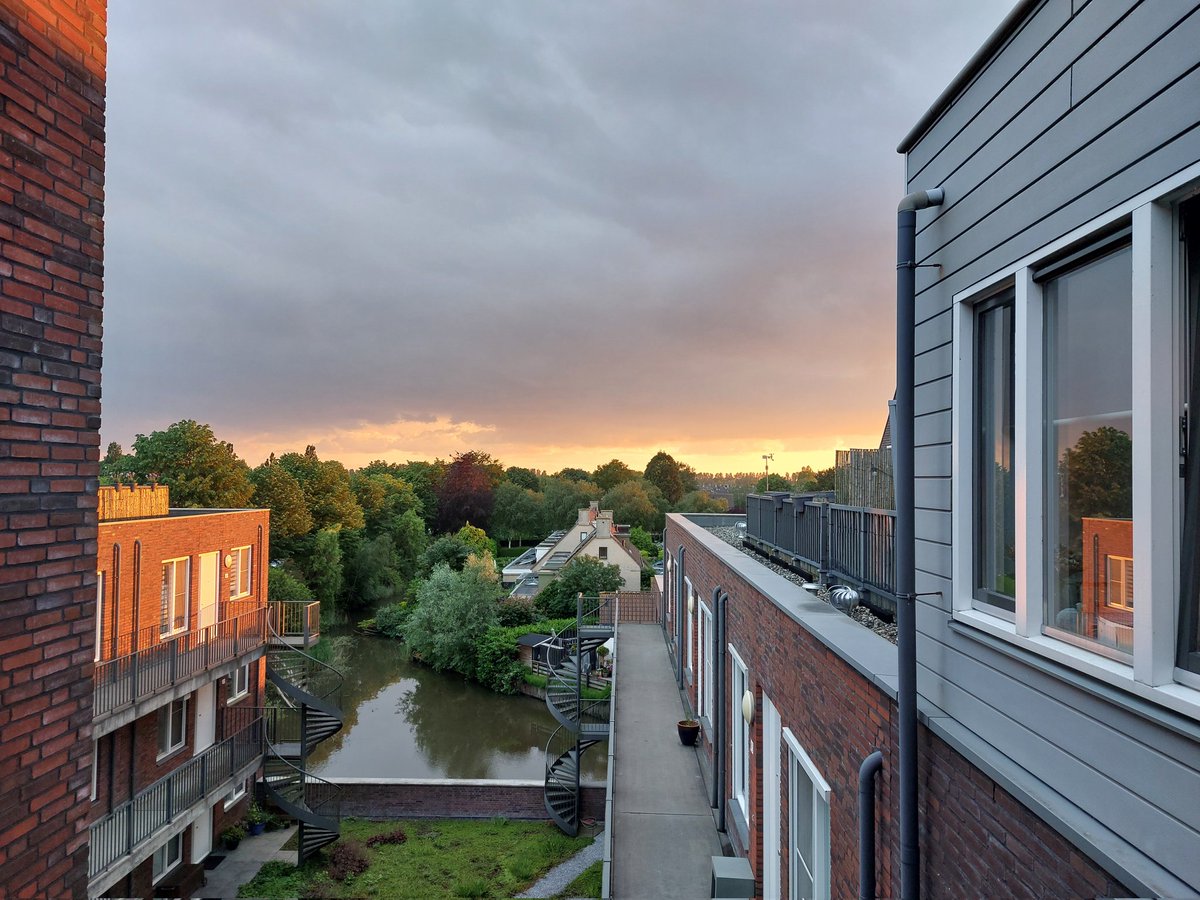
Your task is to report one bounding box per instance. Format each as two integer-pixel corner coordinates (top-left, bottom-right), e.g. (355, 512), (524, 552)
(237, 817), (602, 900)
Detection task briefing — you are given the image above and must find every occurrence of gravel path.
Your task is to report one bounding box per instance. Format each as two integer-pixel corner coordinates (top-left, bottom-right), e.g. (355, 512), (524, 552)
(707, 526), (898, 644)
(515, 830), (604, 899)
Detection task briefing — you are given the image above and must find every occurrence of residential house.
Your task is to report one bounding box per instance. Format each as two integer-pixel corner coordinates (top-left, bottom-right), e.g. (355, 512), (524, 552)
(663, 1), (1200, 897)
(89, 485), (269, 898)
(508, 503), (645, 599)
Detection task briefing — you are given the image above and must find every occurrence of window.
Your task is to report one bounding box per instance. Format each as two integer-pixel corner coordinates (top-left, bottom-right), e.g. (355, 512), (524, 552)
(685, 578), (694, 673)
(229, 662), (250, 702)
(224, 778), (247, 810)
(157, 698), (187, 758)
(730, 646), (750, 820)
(95, 572), (104, 662)
(598, 546), (608, 560)
(952, 180), (1200, 710)
(152, 833), (183, 884)
(229, 546), (252, 599)
(699, 601), (713, 722)
(160, 558), (190, 636)
(784, 728), (831, 900)
(974, 289), (1016, 615)
(90, 738), (98, 802)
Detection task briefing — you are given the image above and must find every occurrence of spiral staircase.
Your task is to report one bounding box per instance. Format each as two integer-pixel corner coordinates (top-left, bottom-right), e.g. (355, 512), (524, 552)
(263, 611), (344, 863)
(544, 594), (614, 836)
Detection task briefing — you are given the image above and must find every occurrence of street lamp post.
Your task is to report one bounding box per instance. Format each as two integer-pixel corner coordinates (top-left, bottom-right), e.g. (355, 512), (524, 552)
(762, 453), (773, 490)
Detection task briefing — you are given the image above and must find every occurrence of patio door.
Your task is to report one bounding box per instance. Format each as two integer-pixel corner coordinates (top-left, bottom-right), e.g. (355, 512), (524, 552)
(198, 552), (218, 634)
(763, 693), (782, 899)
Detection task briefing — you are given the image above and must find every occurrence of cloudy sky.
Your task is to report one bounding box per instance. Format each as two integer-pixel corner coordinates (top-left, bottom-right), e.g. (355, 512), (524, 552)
(102, 0), (1011, 475)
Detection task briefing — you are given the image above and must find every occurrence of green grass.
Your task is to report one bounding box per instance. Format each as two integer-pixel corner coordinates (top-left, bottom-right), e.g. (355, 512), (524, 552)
(556, 860), (602, 899)
(522, 671), (611, 701)
(238, 818), (591, 899)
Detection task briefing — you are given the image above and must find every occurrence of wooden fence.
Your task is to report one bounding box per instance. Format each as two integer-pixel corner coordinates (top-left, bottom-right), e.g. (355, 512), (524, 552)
(835, 448), (895, 510)
(609, 591), (660, 624)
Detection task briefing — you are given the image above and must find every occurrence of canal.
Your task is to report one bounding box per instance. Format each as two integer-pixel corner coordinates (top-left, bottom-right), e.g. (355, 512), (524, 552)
(306, 629), (609, 782)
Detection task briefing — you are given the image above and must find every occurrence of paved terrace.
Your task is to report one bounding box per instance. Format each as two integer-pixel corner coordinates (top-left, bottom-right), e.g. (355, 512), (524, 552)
(612, 624), (724, 898)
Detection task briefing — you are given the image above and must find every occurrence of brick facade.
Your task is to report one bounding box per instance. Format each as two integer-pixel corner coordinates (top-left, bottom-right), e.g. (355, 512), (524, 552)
(334, 780), (606, 823)
(665, 517), (1129, 899)
(0, 1), (106, 896)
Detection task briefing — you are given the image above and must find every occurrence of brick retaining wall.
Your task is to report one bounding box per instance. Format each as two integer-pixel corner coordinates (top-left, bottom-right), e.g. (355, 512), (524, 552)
(329, 779), (606, 823)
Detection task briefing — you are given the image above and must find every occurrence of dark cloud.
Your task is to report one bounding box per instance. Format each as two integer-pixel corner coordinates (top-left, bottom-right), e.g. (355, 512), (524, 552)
(102, 0), (1010, 470)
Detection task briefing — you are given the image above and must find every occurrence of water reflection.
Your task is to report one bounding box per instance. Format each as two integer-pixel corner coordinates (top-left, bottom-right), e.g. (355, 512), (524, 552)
(308, 630), (607, 781)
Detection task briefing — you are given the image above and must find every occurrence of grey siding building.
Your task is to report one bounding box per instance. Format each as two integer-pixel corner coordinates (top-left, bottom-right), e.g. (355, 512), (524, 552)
(900, 0), (1200, 895)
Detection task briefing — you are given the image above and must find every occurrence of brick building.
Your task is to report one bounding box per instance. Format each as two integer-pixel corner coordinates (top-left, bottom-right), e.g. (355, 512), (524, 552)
(0, 2), (107, 897)
(88, 485), (268, 897)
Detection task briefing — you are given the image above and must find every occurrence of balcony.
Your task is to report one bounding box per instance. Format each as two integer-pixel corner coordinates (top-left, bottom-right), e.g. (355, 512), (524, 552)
(268, 600), (321, 648)
(93, 607), (266, 730)
(88, 708), (264, 889)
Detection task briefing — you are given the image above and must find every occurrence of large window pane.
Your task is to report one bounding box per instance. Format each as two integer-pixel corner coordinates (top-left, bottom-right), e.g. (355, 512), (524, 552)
(975, 293), (1016, 612)
(1178, 197), (1200, 674)
(1044, 244), (1134, 655)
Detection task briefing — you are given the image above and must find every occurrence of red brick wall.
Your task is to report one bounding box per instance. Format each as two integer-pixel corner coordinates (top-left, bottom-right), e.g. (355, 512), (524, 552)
(96, 510), (268, 658)
(0, 1), (105, 896)
(666, 519), (1129, 899)
(335, 780), (606, 822)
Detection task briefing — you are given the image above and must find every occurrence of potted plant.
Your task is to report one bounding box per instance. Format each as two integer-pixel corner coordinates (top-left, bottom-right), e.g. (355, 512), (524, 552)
(245, 802), (268, 836)
(677, 718), (700, 746)
(220, 824), (246, 851)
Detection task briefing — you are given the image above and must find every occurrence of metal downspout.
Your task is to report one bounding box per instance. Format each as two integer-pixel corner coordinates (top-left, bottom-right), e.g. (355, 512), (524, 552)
(859, 750), (884, 900)
(676, 545), (686, 688)
(896, 186), (943, 900)
(715, 589), (727, 834)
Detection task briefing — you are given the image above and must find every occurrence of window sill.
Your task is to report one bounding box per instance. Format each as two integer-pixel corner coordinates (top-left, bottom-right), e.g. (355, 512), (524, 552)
(950, 609), (1200, 732)
(226, 692), (248, 706)
(156, 745), (185, 764)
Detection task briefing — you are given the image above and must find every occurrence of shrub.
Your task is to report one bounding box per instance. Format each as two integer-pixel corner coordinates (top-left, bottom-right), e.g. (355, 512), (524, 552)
(268, 566), (313, 603)
(373, 602), (410, 638)
(365, 826), (408, 847)
(328, 840), (370, 882)
(475, 619), (575, 693)
(496, 597), (537, 627)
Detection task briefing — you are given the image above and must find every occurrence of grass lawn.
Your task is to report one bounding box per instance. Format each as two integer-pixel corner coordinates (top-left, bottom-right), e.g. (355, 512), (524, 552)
(239, 818), (592, 900)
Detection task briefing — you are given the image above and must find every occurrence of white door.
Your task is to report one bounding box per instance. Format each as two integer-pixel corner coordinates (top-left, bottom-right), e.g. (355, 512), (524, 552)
(194, 683), (216, 752)
(763, 693), (782, 900)
(198, 552), (218, 633)
(191, 809), (212, 862)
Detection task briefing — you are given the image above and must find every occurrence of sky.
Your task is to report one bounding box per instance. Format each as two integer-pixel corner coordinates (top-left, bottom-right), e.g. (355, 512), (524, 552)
(102, 0), (1013, 476)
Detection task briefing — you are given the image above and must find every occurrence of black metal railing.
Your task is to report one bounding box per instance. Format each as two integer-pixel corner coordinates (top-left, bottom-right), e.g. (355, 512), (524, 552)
(268, 600), (320, 646)
(745, 494), (897, 614)
(88, 708), (263, 879)
(93, 608), (267, 719)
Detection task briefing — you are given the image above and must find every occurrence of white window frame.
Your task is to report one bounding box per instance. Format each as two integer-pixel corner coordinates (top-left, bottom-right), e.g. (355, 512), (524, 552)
(229, 545), (252, 599)
(783, 727), (831, 900)
(729, 644), (750, 820)
(685, 577), (694, 675)
(699, 600), (713, 722)
(160, 557), (190, 637)
(229, 662), (250, 703)
(152, 832), (183, 885)
(1106, 556), (1135, 611)
(224, 778), (248, 811)
(157, 697), (187, 760)
(950, 163), (1200, 718)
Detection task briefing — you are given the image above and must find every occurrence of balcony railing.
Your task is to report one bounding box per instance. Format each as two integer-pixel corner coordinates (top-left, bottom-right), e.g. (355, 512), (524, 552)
(93, 607), (267, 719)
(268, 600), (320, 646)
(88, 708), (264, 880)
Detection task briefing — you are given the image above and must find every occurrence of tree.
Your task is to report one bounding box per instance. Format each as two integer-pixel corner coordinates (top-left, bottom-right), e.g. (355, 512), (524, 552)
(675, 490), (730, 513)
(455, 523), (496, 558)
(644, 451), (687, 505)
(268, 566), (313, 603)
(628, 525), (659, 560)
(1061, 426), (1133, 522)
(592, 459), (637, 492)
(404, 554), (502, 676)
(491, 482), (545, 546)
(754, 473), (793, 492)
(351, 472), (423, 536)
(277, 446), (364, 531)
(305, 527), (344, 614)
(504, 466), (541, 491)
(251, 457), (313, 547)
(811, 466), (836, 492)
(387, 508), (427, 580)
(343, 533), (403, 608)
(128, 420), (254, 508)
(436, 450), (503, 534)
(602, 479), (667, 532)
(419, 533), (476, 576)
(100, 441), (132, 484)
(536, 556), (623, 618)
(361, 459), (445, 529)
(541, 476), (600, 531)
(554, 467), (592, 482)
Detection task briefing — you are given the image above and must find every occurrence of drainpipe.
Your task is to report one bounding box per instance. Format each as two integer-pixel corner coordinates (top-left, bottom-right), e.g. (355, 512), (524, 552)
(713, 588), (728, 834)
(896, 186), (943, 900)
(676, 545), (686, 688)
(858, 750), (884, 900)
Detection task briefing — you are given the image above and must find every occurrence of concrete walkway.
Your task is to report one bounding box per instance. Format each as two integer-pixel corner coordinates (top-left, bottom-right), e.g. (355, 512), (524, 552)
(612, 624), (723, 899)
(196, 825), (296, 900)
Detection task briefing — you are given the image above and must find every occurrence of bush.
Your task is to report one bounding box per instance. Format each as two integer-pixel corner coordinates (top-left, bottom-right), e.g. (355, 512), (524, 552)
(328, 840), (370, 882)
(475, 619), (575, 693)
(496, 598), (537, 627)
(365, 826), (408, 847)
(373, 602), (410, 638)
(268, 566), (313, 603)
